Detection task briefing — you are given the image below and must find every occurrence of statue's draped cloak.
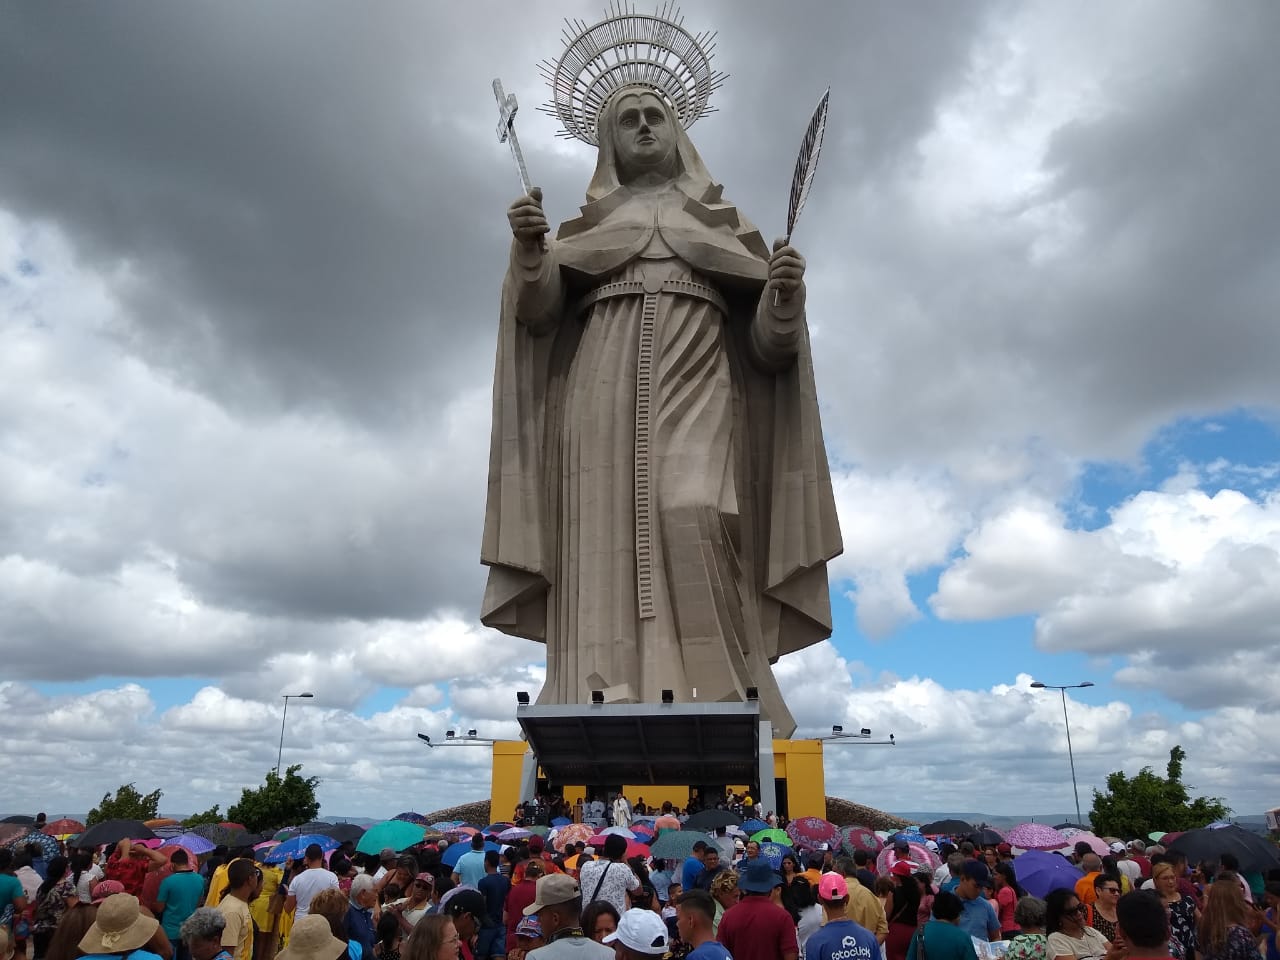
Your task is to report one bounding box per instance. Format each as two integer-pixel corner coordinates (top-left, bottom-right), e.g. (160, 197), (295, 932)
(480, 91), (841, 735)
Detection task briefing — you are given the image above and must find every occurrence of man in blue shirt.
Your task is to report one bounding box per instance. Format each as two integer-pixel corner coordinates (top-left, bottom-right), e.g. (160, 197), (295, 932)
(954, 862), (1000, 942)
(452, 834), (488, 888)
(681, 843), (708, 895)
(803, 874), (879, 960)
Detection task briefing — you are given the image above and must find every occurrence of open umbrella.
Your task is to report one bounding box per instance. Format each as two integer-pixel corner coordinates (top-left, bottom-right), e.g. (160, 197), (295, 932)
(44, 819), (86, 837)
(189, 823), (244, 846)
(356, 820), (427, 855)
(263, 834), (338, 865)
(8, 832), (59, 858)
(0, 816), (35, 825)
(315, 823), (366, 844)
(876, 842), (941, 874)
(550, 817), (572, 828)
(484, 823), (514, 835)
(751, 828), (791, 845)
(919, 820), (973, 836)
(75, 820), (157, 848)
(499, 827), (532, 842)
(648, 830), (704, 861)
(1167, 825), (1280, 874)
(1012, 850), (1084, 898)
(552, 824), (593, 852)
(161, 834), (217, 856)
(1006, 824), (1069, 851)
(1056, 831), (1108, 857)
(966, 828), (1004, 847)
(758, 841), (797, 870)
(840, 826), (883, 856)
(441, 840), (500, 869)
(742, 819), (769, 834)
(786, 817), (841, 850)
(0, 824), (29, 847)
(393, 812), (429, 825)
(684, 809), (742, 831)
(599, 826), (637, 839)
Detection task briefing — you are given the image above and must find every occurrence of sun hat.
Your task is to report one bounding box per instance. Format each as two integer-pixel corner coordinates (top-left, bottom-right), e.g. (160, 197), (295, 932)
(522, 874), (581, 915)
(818, 873), (849, 900)
(738, 860), (784, 894)
(515, 916), (543, 940)
(79, 894), (160, 955)
(90, 880), (126, 903)
(602, 908), (669, 955)
(277, 915), (348, 960)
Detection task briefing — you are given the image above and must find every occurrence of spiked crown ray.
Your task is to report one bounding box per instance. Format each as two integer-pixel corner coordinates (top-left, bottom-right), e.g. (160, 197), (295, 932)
(540, 2), (727, 146)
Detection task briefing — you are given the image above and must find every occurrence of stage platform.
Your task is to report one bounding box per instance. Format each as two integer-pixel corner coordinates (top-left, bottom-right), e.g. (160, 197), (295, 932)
(489, 701), (826, 820)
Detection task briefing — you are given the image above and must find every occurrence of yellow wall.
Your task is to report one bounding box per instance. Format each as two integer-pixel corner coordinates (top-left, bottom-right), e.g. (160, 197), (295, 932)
(489, 739), (826, 819)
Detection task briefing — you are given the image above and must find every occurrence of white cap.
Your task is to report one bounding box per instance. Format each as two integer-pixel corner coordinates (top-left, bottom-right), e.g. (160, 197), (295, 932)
(1109, 841), (1126, 854)
(603, 909), (669, 955)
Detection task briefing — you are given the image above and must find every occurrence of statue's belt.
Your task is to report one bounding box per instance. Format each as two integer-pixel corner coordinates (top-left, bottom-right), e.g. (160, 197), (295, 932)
(574, 276), (728, 319)
(574, 275), (728, 622)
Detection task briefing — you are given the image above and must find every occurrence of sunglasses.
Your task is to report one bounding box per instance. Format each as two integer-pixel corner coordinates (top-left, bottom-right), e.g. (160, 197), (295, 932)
(1065, 905), (1083, 914)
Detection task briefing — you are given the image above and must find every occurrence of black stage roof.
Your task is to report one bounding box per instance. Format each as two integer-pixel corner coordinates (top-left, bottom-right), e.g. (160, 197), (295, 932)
(516, 701), (762, 785)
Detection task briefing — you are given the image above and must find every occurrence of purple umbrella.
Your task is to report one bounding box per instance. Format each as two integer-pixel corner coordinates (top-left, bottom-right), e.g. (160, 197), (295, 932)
(1012, 850), (1084, 899)
(1006, 823), (1070, 851)
(786, 816), (841, 851)
(161, 833), (217, 856)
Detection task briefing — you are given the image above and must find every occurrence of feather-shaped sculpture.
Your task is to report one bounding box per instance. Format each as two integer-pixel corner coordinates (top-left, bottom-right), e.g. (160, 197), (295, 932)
(775, 87), (830, 305)
(785, 87), (830, 244)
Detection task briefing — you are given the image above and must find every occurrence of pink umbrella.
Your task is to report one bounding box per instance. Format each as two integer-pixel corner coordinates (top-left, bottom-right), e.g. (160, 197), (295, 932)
(1055, 830), (1108, 856)
(876, 842), (941, 874)
(1006, 823), (1069, 851)
(786, 816), (841, 851)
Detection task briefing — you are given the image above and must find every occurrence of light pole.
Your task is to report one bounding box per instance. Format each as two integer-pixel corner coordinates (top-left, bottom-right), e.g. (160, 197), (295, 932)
(276, 692), (314, 774)
(1031, 680), (1093, 826)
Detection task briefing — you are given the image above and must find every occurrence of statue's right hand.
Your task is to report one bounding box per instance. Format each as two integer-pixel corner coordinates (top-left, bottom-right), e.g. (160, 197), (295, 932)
(508, 187), (549, 246)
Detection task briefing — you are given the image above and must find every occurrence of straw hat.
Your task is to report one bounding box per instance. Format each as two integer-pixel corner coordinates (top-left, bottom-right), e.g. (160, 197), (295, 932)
(277, 915), (348, 960)
(79, 894), (159, 955)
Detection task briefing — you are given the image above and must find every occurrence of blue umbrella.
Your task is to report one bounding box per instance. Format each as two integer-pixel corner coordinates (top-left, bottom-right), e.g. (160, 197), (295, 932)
(441, 840), (500, 869)
(890, 830), (926, 846)
(758, 842), (797, 870)
(551, 817), (572, 827)
(1012, 850), (1084, 899)
(742, 819), (769, 835)
(262, 834), (338, 865)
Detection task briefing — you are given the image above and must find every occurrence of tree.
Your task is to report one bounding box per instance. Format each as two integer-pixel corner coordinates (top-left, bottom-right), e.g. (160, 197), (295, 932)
(86, 783), (163, 826)
(1091, 746), (1230, 837)
(227, 765), (320, 833)
(182, 805), (223, 828)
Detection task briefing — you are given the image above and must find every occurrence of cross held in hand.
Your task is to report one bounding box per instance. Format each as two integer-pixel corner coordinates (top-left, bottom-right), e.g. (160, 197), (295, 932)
(493, 78), (533, 197)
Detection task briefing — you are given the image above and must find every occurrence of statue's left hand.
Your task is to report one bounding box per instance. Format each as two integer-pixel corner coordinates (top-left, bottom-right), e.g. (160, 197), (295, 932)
(769, 237), (805, 302)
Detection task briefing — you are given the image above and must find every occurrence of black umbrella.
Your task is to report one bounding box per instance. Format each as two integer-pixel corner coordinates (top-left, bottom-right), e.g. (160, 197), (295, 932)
(0, 815), (35, 825)
(967, 828), (1004, 847)
(75, 820), (156, 848)
(920, 819), (974, 836)
(684, 809), (742, 831)
(188, 824), (240, 845)
(315, 823), (366, 844)
(1167, 825), (1280, 874)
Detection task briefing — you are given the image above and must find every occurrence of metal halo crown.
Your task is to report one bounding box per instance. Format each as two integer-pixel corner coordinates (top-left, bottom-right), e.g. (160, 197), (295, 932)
(540, 2), (726, 146)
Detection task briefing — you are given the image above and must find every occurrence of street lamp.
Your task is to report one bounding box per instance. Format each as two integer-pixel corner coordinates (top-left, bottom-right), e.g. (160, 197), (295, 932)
(276, 692), (315, 774)
(1030, 680), (1094, 826)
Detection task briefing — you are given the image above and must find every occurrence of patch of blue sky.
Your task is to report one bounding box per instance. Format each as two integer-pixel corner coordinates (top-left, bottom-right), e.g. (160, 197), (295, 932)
(30, 675), (210, 711)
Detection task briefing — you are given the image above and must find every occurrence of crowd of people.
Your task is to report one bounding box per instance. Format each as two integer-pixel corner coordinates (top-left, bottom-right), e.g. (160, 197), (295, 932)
(2, 816), (1278, 960)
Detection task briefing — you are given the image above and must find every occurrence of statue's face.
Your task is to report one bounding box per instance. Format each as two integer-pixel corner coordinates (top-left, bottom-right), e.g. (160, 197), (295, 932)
(611, 91), (677, 179)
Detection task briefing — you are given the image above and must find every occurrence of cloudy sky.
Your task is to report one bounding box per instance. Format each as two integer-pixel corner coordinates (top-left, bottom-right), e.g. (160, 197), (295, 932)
(3, 1), (1279, 822)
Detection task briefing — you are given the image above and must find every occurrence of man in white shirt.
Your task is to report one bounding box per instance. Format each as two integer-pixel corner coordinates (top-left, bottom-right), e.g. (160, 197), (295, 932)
(283, 844), (339, 920)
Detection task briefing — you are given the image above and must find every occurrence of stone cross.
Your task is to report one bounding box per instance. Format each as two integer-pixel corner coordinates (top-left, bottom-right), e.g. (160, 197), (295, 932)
(493, 78), (533, 197)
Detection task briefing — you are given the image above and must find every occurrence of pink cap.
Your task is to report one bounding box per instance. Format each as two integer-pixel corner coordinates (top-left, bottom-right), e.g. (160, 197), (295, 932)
(818, 873), (848, 900)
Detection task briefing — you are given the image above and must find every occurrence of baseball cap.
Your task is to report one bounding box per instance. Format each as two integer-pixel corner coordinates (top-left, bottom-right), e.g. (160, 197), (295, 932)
(961, 861), (992, 884)
(522, 874), (580, 916)
(1109, 841), (1126, 854)
(413, 873), (434, 887)
(818, 873), (849, 900)
(602, 908), (669, 955)
(515, 917), (543, 940)
(996, 843), (1012, 856)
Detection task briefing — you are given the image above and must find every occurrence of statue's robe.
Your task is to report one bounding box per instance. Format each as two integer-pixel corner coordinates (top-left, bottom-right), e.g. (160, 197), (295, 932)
(480, 94), (842, 737)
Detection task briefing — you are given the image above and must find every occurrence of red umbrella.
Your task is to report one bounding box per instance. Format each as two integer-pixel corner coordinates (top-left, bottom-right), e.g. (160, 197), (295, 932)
(840, 826), (883, 856)
(43, 819), (86, 837)
(786, 816), (841, 851)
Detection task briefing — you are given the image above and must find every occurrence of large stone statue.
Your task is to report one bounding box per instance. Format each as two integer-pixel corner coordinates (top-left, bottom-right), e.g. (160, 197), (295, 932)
(480, 11), (841, 737)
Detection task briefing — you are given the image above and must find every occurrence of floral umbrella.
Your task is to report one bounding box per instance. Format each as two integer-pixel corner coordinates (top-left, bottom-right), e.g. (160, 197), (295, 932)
(751, 828), (791, 845)
(840, 826), (883, 856)
(43, 819), (86, 838)
(1006, 823), (1070, 851)
(552, 823), (594, 852)
(8, 831), (59, 858)
(758, 841), (796, 870)
(394, 812), (430, 825)
(876, 842), (941, 875)
(785, 817), (841, 851)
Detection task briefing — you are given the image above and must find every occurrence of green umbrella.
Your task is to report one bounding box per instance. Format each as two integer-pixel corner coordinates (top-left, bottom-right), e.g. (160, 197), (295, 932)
(751, 828), (790, 844)
(356, 820), (426, 855)
(648, 830), (704, 860)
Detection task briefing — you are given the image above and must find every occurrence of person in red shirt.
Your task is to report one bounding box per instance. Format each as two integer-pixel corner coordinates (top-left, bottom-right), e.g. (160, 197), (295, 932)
(103, 840), (169, 898)
(504, 858), (544, 950)
(717, 861), (798, 960)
